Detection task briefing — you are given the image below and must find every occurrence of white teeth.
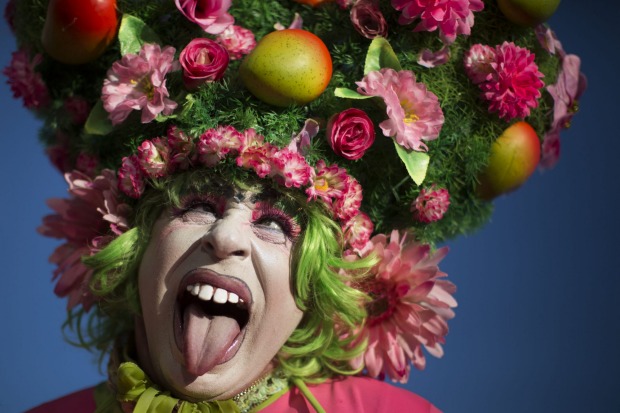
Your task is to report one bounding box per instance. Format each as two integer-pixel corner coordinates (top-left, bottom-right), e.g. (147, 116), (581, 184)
(213, 288), (228, 304)
(186, 283), (245, 305)
(199, 284), (214, 301)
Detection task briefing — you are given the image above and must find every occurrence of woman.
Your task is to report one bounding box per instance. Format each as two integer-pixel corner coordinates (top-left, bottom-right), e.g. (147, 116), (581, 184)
(4, 0), (583, 411)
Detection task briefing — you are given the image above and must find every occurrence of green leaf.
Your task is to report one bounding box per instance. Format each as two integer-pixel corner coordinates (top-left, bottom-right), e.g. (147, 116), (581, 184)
(364, 37), (402, 75)
(334, 87), (373, 99)
(118, 14), (161, 56)
(394, 141), (430, 186)
(84, 101), (114, 136)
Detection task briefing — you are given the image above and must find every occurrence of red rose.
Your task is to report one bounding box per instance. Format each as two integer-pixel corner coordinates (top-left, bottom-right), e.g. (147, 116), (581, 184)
(350, 0), (388, 40)
(327, 108), (375, 160)
(179, 38), (229, 90)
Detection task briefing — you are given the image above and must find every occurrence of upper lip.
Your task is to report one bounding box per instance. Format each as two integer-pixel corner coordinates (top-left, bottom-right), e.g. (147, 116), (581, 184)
(179, 268), (253, 309)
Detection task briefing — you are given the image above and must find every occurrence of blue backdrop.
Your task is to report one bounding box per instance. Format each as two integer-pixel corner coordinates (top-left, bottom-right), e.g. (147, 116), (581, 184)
(1, 1), (618, 412)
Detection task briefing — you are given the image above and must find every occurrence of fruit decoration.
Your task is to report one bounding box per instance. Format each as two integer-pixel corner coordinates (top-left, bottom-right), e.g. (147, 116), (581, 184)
(497, 0), (561, 26)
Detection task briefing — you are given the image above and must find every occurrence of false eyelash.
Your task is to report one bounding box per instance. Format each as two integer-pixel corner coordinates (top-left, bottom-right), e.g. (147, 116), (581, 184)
(252, 202), (301, 239)
(171, 193), (226, 218)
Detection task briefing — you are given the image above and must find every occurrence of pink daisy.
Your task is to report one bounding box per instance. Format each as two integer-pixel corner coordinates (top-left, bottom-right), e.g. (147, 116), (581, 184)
(353, 230), (456, 382)
(357, 68), (444, 151)
(102, 43), (179, 126)
(391, 0), (484, 44)
(3, 49), (50, 109)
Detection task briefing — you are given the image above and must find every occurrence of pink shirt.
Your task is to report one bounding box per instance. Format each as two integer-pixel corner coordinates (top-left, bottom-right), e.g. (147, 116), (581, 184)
(26, 376), (441, 412)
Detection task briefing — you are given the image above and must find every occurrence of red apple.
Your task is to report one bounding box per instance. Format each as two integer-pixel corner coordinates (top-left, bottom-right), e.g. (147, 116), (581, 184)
(42, 0), (118, 65)
(476, 121), (541, 200)
(497, 0), (561, 26)
(239, 29), (332, 107)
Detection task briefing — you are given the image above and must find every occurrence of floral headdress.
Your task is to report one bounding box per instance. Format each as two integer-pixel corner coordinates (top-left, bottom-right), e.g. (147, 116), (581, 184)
(4, 0), (585, 383)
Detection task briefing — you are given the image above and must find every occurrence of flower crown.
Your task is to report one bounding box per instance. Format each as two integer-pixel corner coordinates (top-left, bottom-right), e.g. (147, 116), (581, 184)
(5, 0), (585, 383)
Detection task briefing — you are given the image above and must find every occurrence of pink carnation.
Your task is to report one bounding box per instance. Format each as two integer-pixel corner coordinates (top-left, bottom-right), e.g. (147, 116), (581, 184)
(216, 25), (256, 60)
(391, 0), (484, 44)
(477, 42), (545, 121)
(357, 68), (444, 151)
(306, 160), (350, 204)
(463, 43), (496, 84)
(175, 0), (234, 34)
(197, 125), (243, 166)
(38, 170), (131, 310)
(3, 49), (50, 109)
(180, 38), (230, 90)
(352, 230), (456, 382)
(167, 126), (197, 170)
(412, 185), (450, 223)
(333, 177), (363, 221)
(118, 155), (146, 199)
(343, 211), (374, 254)
(102, 43), (179, 126)
(136, 138), (171, 178)
(236, 131), (276, 178)
(270, 148), (312, 188)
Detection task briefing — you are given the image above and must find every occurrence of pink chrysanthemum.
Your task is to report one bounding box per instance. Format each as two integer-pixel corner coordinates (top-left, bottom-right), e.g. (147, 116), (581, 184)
(102, 43), (179, 126)
(216, 25), (256, 60)
(343, 211), (374, 254)
(197, 125), (243, 166)
(412, 185), (450, 223)
(3, 49), (50, 109)
(463, 43), (496, 84)
(352, 230), (456, 382)
(118, 155), (146, 199)
(391, 0), (484, 44)
(136, 137), (171, 178)
(306, 160), (350, 204)
(270, 148), (312, 188)
(38, 170), (131, 310)
(477, 42), (545, 121)
(357, 68), (444, 151)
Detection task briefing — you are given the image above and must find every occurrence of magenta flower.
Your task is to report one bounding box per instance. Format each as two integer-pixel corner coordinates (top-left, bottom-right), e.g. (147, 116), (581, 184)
(102, 43), (179, 126)
(118, 155), (146, 199)
(180, 38), (230, 90)
(216, 25), (256, 60)
(327, 108), (376, 160)
(270, 148), (312, 188)
(412, 185), (450, 223)
(469, 42), (544, 121)
(343, 211), (374, 254)
(175, 0), (234, 34)
(3, 49), (50, 110)
(136, 138), (171, 178)
(352, 230), (456, 382)
(351, 0), (388, 39)
(463, 43), (495, 84)
(197, 125), (243, 166)
(391, 0), (484, 44)
(357, 68), (444, 151)
(38, 170), (131, 310)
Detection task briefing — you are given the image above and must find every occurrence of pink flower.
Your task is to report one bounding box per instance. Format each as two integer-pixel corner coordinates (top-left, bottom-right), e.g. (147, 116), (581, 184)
(391, 0), (484, 44)
(327, 108), (376, 160)
(288, 119), (319, 156)
(102, 43), (178, 126)
(463, 43), (495, 84)
(417, 45), (451, 68)
(353, 230), (456, 382)
(180, 38), (230, 90)
(412, 185), (450, 223)
(236, 131), (276, 178)
(136, 138), (171, 178)
(175, 0), (234, 34)
(357, 68), (444, 151)
(118, 155), (146, 198)
(216, 25), (256, 60)
(343, 211), (374, 254)
(535, 24), (565, 57)
(38, 170), (131, 310)
(167, 126), (197, 170)
(351, 0), (388, 39)
(274, 12), (303, 30)
(540, 127), (561, 169)
(75, 153), (99, 177)
(270, 148), (313, 188)
(306, 160), (350, 204)
(476, 42), (545, 121)
(197, 125), (243, 166)
(3, 49), (50, 109)
(547, 54), (587, 131)
(64, 96), (91, 125)
(333, 176), (363, 221)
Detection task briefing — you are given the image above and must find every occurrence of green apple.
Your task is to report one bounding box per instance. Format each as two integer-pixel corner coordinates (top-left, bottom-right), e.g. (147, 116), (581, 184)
(497, 0), (561, 26)
(239, 29), (332, 107)
(477, 121), (541, 200)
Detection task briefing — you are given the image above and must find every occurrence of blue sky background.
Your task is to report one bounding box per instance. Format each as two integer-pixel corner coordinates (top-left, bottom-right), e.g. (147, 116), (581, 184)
(1, 1), (619, 412)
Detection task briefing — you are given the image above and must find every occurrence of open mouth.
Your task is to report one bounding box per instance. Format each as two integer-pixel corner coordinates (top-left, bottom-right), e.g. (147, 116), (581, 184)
(175, 270), (252, 376)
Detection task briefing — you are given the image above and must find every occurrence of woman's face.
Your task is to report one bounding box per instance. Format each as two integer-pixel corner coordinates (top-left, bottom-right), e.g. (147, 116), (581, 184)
(136, 187), (303, 400)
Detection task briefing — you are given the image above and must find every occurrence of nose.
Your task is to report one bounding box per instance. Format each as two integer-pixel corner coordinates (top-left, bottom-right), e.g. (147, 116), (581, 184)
(201, 211), (251, 260)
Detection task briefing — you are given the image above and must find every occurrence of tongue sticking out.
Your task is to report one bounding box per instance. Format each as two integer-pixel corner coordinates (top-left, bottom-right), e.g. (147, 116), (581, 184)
(183, 302), (241, 376)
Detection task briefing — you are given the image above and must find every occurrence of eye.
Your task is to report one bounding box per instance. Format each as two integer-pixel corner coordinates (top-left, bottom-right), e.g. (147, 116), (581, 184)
(173, 194), (224, 224)
(251, 202), (300, 241)
(254, 216), (287, 233)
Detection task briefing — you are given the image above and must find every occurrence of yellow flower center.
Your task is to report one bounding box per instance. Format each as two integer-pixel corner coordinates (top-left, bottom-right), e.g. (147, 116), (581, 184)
(401, 99), (419, 124)
(314, 178), (329, 192)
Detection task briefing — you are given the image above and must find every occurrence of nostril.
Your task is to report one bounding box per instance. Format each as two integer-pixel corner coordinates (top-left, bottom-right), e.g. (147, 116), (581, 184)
(232, 250), (246, 257)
